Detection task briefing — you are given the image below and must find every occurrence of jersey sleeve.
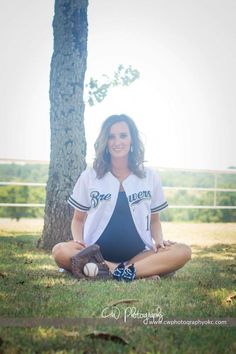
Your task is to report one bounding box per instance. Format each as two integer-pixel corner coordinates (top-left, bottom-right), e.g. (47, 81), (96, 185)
(150, 171), (168, 213)
(68, 169), (91, 212)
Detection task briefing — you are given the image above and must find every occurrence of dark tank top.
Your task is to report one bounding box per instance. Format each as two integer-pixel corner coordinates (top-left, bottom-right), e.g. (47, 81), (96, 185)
(96, 191), (145, 262)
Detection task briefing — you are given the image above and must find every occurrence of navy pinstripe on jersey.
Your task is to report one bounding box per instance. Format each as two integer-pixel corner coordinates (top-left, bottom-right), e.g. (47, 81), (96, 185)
(68, 196), (90, 211)
(151, 201), (168, 213)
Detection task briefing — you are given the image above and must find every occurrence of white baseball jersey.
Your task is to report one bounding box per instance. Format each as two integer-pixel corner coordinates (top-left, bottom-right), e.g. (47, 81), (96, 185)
(68, 167), (168, 250)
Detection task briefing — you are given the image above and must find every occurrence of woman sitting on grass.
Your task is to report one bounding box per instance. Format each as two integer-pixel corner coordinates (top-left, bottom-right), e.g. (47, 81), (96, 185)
(52, 114), (191, 281)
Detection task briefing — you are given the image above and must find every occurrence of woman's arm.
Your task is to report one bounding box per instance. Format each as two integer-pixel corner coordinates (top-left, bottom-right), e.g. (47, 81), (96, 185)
(71, 210), (87, 247)
(150, 213), (176, 252)
(150, 213), (164, 252)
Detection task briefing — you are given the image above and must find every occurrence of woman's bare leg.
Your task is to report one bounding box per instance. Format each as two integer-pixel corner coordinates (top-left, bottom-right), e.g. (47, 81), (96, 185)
(52, 241), (191, 279)
(126, 243), (191, 278)
(52, 241), (119, 273)
(105, 244), (191, 278)
(52, 241), (85, 271)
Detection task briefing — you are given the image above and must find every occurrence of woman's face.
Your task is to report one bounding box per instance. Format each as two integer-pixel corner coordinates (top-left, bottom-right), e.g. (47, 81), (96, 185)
(107, 121), (132, 160)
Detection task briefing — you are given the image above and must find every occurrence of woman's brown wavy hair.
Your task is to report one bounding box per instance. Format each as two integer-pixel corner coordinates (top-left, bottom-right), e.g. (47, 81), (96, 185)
(93, 114), (145, 179)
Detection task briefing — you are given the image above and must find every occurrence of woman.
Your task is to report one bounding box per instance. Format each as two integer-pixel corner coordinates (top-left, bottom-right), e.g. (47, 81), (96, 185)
(52, 114), (191, 281)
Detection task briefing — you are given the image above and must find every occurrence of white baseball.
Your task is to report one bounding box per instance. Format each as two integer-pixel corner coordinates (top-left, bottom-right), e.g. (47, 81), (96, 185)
(83, 262), (99, 277)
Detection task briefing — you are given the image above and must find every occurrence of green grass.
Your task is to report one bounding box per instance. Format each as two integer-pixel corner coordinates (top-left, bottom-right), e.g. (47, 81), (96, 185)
(0, 227), (236, 354)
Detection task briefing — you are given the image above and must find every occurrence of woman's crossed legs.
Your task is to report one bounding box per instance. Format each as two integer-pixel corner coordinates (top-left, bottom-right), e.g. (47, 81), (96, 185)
(52, 241), (191, 279)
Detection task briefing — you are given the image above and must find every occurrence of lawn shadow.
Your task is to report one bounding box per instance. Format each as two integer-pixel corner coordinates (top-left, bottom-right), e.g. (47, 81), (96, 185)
(1, 234), (236, 320)
(1, 234), (236, 354)
(190, 243), (236, 288)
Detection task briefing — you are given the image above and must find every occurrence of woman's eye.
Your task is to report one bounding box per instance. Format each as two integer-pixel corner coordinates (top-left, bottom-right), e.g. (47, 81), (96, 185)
(120, 133), (128, 139)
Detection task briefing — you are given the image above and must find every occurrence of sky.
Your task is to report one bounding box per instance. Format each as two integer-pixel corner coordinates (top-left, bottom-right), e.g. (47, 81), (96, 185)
(0, 0), (236, 170)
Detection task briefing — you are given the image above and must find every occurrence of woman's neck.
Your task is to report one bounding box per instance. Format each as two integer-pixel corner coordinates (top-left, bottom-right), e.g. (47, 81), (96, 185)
(111, 158), (129, 172)
(110, 159), (131, 181)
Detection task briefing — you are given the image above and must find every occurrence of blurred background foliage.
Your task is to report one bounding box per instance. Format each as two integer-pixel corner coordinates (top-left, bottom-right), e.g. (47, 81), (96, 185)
(0, 163), (235, 222)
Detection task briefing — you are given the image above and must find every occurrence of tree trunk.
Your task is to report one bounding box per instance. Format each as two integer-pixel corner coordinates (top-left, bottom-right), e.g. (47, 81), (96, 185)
(38, 0), (88, 250)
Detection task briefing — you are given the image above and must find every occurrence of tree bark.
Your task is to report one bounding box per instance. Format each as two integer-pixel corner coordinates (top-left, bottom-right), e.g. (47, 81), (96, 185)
(38, 0), (88, 250)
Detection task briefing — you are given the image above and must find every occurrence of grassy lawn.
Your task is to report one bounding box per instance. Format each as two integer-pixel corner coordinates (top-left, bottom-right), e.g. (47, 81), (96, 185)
(0, 222), (235, 353)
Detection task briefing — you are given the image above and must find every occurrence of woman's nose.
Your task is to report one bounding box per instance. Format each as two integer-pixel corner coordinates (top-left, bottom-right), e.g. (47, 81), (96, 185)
(114, 137), (121, 145)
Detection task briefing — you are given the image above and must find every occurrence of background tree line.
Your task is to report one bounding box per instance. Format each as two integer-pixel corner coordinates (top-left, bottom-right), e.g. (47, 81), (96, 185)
(0, 163), (235, 222)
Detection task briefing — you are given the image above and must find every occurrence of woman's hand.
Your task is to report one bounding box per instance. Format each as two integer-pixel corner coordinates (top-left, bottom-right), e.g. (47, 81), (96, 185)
(153, 239), (176, 253)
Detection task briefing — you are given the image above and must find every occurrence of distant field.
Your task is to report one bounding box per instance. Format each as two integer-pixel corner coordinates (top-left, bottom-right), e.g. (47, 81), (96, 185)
(162, 222), (236, 246)
(0, 218), (44, 233)
(0, 218), (235, 246)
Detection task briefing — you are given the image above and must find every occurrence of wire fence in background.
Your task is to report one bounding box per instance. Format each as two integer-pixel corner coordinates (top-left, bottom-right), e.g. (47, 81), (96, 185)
(0, 165), (236, 209)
